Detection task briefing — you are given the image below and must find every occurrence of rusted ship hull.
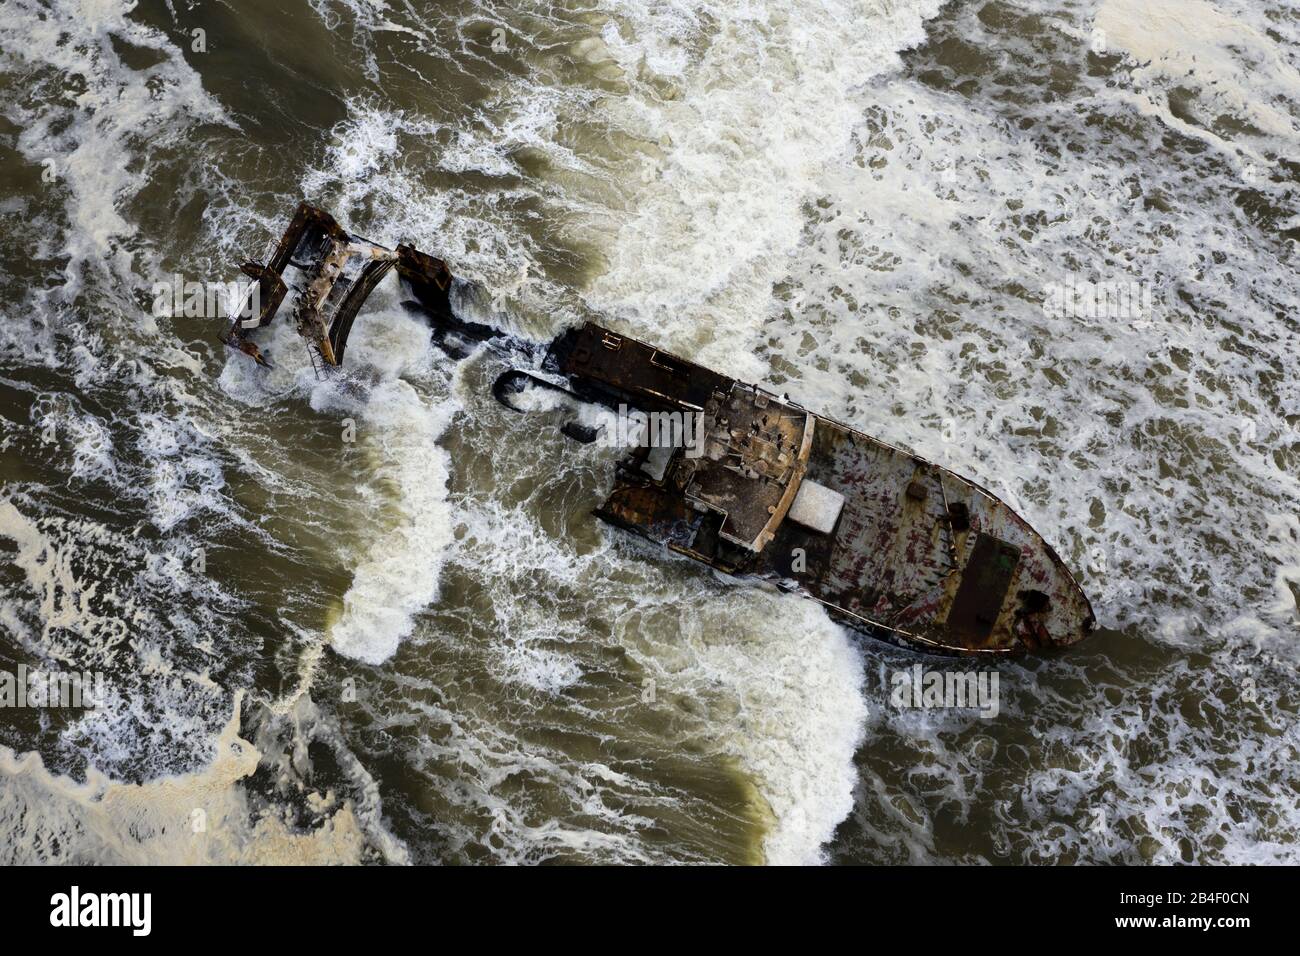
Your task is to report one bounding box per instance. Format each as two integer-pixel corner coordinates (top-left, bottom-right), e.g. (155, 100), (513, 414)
(543, 325), (1095, 656)
(224, 204), (1095, 656)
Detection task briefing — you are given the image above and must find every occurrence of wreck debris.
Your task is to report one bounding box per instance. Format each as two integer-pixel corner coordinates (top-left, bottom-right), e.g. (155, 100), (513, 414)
(225, 205), (1096, 656)
(222, 203), (456, 371)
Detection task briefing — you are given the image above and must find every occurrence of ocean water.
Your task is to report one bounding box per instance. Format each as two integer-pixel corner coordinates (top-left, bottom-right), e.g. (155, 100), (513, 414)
(0, 0), (1297, 864)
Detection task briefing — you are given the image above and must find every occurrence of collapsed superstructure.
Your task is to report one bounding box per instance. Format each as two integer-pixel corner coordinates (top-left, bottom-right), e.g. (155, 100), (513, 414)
(222, 202), (456, 370)
(224, 204), (1096, 656)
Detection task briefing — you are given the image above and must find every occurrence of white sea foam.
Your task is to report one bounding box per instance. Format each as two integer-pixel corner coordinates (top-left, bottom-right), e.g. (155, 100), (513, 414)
(0, 695), (377, 865)
(585, 0), (944, 378)
(0, 502), (408, 863)
(653, 595), (869, 865)
(326, 376), (456, 664)
(216, 286), (458, 666)
(0, 0), (231, 291)
(1096, 0), (1300, 159)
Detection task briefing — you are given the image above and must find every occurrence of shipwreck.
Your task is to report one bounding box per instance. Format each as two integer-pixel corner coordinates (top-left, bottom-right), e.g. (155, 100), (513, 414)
(223, 204), (1096, 656)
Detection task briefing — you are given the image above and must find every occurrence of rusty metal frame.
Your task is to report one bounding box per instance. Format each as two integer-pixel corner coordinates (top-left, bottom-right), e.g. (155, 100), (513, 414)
(221, 203), (457, 371)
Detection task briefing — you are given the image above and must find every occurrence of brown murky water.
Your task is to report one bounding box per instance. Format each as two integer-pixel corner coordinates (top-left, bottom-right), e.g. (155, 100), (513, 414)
(1, 0), (1297, 864)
